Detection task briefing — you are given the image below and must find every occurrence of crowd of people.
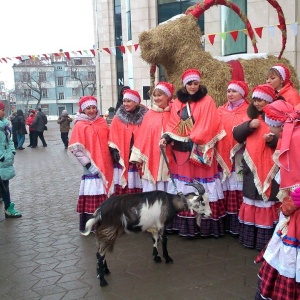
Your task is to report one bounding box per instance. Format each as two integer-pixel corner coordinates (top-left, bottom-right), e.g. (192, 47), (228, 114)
(1, 62), (300, 299)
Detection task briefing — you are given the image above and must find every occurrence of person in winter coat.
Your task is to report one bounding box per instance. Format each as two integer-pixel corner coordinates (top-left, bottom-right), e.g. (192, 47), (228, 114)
(31, 107), (47, 148)
(68, 96), (113, 232)
(9, 112), (18, 148)
(25, 109), (35, 147)
(0, 101), (22, 218)
(232, 84), (280, 251)
(14, 109), (27, 150)
(57, 110), (73, 149)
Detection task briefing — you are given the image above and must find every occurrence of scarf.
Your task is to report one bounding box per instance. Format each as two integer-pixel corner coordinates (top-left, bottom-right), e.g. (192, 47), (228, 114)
(69, 113), (113, 194)
(216, 100), (249, 180)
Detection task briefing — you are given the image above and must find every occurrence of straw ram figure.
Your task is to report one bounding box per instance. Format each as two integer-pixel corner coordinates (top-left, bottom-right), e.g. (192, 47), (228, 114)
(139, 0), (299, 106)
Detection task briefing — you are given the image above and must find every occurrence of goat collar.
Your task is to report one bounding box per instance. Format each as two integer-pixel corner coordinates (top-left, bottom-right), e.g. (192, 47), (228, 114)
(177, 192), (188, 211)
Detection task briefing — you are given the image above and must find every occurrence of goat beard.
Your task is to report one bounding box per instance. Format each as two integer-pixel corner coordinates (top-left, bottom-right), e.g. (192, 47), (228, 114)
(196, 214), (202, 227)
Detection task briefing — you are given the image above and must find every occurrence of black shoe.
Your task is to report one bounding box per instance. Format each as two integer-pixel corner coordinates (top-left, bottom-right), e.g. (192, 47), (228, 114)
(31, 146), (37, 148)
(43, 145), (47, 147)
(27, 145), (32, 147)
(18, 147), (25, 150)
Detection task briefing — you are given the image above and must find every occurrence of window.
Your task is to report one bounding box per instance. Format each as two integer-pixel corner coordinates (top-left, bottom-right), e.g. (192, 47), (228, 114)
(221, 0), (246, 55)
(71, 70), (78, 79)
(72, 88), (78, 96)
(23, 89), (31, 98)
(88, 87), (94, 95)
(41, 89), (48, 98)
(126, 0), (132, 41)
(56, 66), (63, 70)
(58, 92), (64, 100)
(22, 72), (30, 82)
(74, 59), (83, 66)
(57, 77), (64, 86)
(88, 72), (95, 80)
(39, 72), (47, 82)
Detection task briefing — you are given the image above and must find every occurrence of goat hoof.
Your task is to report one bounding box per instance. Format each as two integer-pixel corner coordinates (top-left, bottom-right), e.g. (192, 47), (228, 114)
(165, 257), (174, 264)
(100, 279), (108, 287)
(153, 256), (162, 263)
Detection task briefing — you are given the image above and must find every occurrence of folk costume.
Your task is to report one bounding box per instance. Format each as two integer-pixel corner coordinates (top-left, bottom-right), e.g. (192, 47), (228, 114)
(130, 82), (174, 192)
(109, 89), (148, 195)
(233, 84), (280, 250)
(270, 64), (300, 107)
(216, 81), (249, 235)
(163, 69), (226, 237)
(255, 101), (300, 300)
(69, 96), (113, 231)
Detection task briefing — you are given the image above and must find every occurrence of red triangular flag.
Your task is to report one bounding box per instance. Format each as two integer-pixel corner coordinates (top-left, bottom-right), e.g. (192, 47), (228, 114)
(277, 24), (285, 31)
(208, 34), (216, 45)
(118, 46), (126, 54)
(134, 44), (139, 51)
(54, 53), (60, 57)
(90, 49), (95, 56)
(103, 48), (111, 54)
(42, 54), (49, 60)
(255, 27), (263, 38)
(230, 30), (239, 42)
(16, 56), (22, 61)
(64, 52), (70, 60)
(77, 51), (82, 55)
(1, 58), (7, 63)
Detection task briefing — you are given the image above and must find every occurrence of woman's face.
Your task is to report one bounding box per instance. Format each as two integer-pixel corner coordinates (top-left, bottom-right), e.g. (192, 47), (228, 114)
(227, 89), (243, 102)
(153, 90), (169, 109)
(83, 105), (97, 118)
(253, 98), (268, 112)
(266, 72), (283, 90)
(0, 108), (5, 120)
(185, 81), (200, 95)
(123, 99), (139, 112)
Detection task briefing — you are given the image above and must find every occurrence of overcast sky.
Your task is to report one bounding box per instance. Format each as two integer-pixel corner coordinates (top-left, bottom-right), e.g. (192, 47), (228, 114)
(0, 0), (95, 89)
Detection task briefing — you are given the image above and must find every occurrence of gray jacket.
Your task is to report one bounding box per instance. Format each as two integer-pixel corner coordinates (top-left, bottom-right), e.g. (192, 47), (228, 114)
(31, 111), (48, 132)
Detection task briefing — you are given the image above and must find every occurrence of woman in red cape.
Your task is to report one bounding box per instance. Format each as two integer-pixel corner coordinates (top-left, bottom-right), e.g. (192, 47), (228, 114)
(232, 84), (280, 251)
(216, 80), (249, 235)
(108, 89), (148, 195)
(255, 99), (300, 300)
(69, 96), (113, 232)
(130, 82), (174, 192)
(160, 69), (226, 238)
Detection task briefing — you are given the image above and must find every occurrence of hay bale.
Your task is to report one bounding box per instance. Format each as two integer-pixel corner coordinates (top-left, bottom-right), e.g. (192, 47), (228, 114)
(139, 14), (299, 107)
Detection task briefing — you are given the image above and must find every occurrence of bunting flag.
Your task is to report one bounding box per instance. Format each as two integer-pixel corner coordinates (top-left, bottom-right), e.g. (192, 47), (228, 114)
(0, 22), (298, 63)
(230, 30), (239, 41)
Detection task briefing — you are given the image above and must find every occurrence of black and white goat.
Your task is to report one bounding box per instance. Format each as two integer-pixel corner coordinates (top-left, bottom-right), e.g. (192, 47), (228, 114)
(82, 180), (211, 287)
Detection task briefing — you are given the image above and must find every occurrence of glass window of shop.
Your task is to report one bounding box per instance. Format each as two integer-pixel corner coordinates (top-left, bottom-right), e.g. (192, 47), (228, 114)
(221, 0), (246, 55)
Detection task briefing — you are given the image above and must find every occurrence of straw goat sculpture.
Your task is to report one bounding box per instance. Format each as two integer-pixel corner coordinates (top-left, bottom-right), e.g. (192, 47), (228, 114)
(139, 0), (299, 106)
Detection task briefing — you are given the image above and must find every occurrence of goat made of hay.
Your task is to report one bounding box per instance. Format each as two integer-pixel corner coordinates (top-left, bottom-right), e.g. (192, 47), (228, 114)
(139, 0), (299, 107)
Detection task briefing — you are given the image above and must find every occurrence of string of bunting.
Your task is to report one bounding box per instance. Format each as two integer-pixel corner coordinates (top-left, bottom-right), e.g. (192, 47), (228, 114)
(0, 22), (298, 63)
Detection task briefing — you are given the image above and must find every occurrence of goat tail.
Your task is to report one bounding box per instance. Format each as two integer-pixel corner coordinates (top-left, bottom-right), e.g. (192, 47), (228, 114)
(81, 208), (102, 236)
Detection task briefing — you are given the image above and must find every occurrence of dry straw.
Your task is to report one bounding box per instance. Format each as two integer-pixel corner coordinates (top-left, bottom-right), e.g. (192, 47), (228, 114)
(139, 14), (299, 107)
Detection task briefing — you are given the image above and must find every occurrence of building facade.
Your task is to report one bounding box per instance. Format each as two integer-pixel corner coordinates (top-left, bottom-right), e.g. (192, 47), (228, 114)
(93, 0), (299, 113)
(13, 55), (96, 116)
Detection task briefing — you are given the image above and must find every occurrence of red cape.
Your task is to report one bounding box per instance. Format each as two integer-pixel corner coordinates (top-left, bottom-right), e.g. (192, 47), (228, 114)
(216, 101), (249, 179)
(132, 108), (171, 184)
(165, 95), (225, 165)
(69, 117), (113, 193)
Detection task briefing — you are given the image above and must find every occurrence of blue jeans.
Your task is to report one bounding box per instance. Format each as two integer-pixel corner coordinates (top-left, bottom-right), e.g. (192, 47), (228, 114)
(17, 134), (25, 148)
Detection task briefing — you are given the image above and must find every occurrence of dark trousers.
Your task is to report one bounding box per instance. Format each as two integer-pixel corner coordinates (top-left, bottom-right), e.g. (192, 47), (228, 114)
(2, 180), (11, 210)
(61, 132), (69, 148)
(28, 131), (34, 146)
(32, 131), (47, 147)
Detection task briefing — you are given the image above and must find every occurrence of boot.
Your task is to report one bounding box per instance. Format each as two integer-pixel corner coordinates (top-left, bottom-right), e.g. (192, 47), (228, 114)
(5, 203), (22, 218)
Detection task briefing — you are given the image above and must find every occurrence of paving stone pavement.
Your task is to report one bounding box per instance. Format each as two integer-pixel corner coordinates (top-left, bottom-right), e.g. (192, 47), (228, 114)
(0, 121), (261, 300)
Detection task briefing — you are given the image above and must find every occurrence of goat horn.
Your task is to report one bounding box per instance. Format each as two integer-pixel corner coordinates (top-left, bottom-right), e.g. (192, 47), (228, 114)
(186, 0), (258, 53)
(185, 179), (205, 195)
